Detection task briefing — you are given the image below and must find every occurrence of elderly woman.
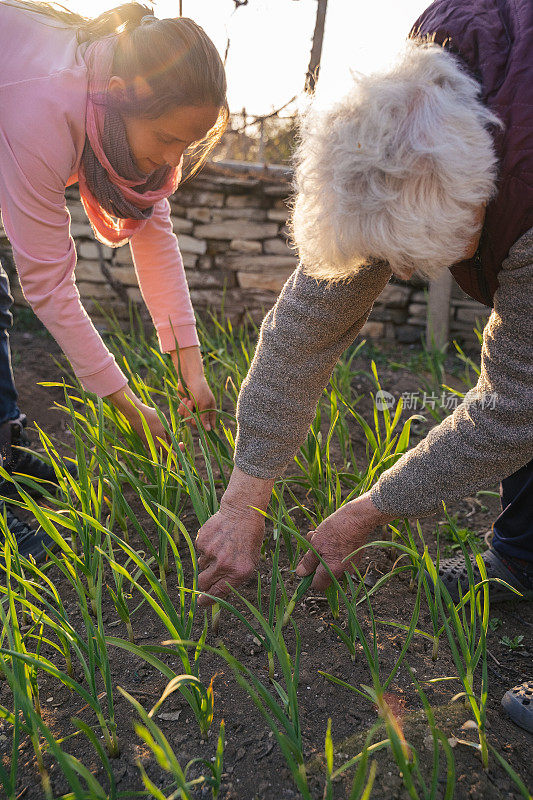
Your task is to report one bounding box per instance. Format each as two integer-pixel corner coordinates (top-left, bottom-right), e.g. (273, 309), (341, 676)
(197, 0), (533, 731)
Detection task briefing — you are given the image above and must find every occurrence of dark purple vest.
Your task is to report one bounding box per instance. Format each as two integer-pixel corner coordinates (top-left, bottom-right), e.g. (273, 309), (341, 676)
(410, 0), (533, 306)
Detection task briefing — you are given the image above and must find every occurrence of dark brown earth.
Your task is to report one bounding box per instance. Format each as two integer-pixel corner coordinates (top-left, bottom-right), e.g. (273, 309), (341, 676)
(2, 313), (532, 800)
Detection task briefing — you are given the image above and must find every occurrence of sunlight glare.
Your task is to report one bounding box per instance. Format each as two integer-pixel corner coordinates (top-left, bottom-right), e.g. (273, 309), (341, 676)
(67, 0), (429, 113)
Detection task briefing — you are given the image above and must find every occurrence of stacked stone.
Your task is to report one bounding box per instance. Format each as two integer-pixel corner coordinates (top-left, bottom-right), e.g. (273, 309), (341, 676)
(62, 161), (299, 326)
(407, 283), (490, 347)
(0, 159), (490, 347)
(168, 161), (298, 324)
(360, 282), (413, 342)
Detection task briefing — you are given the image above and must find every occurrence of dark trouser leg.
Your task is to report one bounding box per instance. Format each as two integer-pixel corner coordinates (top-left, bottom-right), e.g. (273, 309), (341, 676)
(0, 258), (20, 426)
(491, 458), (533, 564)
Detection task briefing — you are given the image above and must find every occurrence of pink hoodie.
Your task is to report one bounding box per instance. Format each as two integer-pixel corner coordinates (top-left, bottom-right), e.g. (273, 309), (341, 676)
(0, 2), (200, 396)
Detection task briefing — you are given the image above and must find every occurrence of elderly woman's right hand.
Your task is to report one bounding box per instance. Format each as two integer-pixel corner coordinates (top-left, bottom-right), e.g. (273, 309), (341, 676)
(196, 467), (275, 606)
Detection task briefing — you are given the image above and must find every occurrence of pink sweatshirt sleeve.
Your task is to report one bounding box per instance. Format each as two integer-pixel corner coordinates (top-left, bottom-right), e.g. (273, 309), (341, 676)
(129, 198), (200, 352)
(0, 122), (128, 398)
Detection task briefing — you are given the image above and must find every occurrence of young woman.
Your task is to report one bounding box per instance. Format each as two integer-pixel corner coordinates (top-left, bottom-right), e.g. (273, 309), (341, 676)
(0, 0), (227, 557)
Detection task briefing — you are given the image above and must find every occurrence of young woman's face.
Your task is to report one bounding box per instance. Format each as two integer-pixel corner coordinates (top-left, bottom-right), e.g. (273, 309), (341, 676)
(121, 102), (220, 175)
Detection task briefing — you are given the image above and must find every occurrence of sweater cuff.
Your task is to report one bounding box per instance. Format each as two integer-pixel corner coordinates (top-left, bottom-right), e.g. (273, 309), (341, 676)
(368, 483), (395, 516)
(77, 361), (128, 398)
(157, 322), (200, 352)
(369, 476), (437, 519)
(234, 453), (283, 481)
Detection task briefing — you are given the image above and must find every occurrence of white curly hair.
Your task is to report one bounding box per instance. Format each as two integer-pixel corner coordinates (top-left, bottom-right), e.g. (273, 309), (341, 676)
(291, 42), (501, 282)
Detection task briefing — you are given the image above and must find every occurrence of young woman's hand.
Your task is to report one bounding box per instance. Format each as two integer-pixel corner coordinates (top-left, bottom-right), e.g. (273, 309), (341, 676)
(128, 402), (170, 449)
(177, 374), (216, 431)
(106, 385), (170, 450)
(171, 346), (216, 431)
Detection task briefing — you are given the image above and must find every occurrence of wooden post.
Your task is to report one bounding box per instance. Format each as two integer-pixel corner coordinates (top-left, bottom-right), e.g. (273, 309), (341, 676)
(305, 0), (328, 94)
(258, 118), (266, 163)
(426, 269), (453, 349)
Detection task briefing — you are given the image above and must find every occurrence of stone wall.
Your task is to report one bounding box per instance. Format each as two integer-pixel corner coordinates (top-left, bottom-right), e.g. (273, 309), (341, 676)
(0, 159), (489, 346)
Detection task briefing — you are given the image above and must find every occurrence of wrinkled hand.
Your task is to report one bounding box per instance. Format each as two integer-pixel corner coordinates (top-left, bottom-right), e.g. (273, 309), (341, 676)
(196, 504), (265, 606)
(195, 466), (275, 607)
(295, 494), (394, 590)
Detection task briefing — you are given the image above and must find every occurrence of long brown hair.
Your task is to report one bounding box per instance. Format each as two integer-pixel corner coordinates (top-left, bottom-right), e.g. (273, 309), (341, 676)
(8, 1), (228, 176)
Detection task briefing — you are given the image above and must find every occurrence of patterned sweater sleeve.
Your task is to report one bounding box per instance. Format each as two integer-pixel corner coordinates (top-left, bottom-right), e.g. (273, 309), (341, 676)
(234, 261), (392, 478)
(370, 228), (533, 517)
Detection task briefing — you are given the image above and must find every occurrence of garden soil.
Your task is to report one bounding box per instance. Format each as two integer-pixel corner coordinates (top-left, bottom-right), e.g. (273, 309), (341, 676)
(2, 323), (532, 800)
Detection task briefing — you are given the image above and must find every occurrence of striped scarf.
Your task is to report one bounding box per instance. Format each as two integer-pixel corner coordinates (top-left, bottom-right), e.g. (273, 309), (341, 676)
(79, 36), (181, 247)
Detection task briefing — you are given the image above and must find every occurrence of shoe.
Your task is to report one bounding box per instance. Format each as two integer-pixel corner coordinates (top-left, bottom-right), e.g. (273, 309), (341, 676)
(0, 414), (78, 500)
(434, 547), (533, 604)
(0, 504), (51, 566)
(501, 681), (533, 734)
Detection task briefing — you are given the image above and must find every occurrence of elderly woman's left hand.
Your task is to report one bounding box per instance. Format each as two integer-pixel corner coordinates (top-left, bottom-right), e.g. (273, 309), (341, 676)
(295, 493), (395, 590)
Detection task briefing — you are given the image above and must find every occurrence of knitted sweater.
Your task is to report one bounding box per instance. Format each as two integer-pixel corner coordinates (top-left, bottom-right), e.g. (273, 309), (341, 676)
(234, 228), (533, 517)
